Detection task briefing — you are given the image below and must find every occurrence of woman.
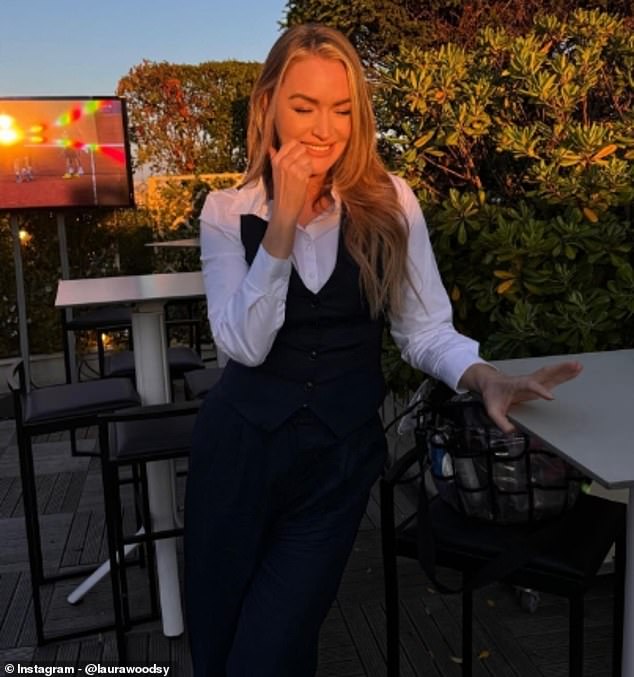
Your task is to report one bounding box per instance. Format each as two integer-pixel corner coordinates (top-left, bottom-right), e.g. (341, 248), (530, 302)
(184, 23), (581, 677)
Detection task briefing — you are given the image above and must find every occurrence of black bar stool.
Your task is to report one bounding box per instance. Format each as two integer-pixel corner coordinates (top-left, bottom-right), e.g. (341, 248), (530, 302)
(104, 346), (204, 382)
(61, 300), (203, 383)
(182, 365), (223, 401)
(380, 445), (626, 677)
(164, 299), (204, 356)
(98, 401), (199, 660)
(8, 361), (141, 646)
(60, 306), (133, 382)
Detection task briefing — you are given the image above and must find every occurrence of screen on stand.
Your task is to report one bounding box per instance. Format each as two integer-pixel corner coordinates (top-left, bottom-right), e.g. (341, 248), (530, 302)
(0, 96), (134, 210)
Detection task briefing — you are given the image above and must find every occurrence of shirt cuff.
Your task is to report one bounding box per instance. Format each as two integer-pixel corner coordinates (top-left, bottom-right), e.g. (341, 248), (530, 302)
(245, 244), (292, 301)
(451, 357), (496, 393)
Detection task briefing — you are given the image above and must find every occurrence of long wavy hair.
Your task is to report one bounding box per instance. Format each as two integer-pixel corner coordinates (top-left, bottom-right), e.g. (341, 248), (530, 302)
(242, 23), (411, 317)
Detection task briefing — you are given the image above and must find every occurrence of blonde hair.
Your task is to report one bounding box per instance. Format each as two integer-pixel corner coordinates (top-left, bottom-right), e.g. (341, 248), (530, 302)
(243, 23), (410, 317)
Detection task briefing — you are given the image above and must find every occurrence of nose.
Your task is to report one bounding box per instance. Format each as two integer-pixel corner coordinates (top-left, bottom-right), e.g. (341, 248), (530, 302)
(312, 110), (332, 139)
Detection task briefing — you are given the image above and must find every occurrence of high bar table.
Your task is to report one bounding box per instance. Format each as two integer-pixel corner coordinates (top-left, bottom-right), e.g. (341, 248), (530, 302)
(55, 271), (205, 637)
(492, 349), (634, 676)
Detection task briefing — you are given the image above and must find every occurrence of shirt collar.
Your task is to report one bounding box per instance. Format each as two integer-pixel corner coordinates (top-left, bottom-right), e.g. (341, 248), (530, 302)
(228, 177), (342, 223)
(227, 178), (270, 220)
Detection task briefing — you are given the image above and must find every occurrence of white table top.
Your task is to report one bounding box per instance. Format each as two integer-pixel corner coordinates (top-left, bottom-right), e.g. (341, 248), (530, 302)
(55, 271), (204, 308)
(145, 238), (200, 248)
(492, 349), (634, 489)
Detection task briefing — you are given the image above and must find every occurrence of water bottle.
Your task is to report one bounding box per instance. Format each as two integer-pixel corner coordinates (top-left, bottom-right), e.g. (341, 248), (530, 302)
(429, 430), (451, 477)
(449, 424), (489, 518)
(428, 429), (454, 504)
(493, 460), (529, 521)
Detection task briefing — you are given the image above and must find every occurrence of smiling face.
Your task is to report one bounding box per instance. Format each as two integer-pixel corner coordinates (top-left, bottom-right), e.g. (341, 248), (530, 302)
(273, 55), (352, 183)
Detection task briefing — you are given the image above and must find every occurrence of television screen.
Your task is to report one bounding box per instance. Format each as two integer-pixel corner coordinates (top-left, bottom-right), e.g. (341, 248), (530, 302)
(0, 96), (135, 210)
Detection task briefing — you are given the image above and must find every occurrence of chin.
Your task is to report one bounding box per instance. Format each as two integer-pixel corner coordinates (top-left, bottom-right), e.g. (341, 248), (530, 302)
(311, 160), (338, 178)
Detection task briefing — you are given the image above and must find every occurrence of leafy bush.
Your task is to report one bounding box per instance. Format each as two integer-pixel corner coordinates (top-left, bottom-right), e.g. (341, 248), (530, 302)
(117, 61), (261, 174)
(0, 209), (145, 357)
(145, 172), (242, 273)
(380, 9), (633, 366)
(284, 0), (633, 66)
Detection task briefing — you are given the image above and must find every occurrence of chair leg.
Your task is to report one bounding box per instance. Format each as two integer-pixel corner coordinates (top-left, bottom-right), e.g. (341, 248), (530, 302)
(613, 528), (625, 677)
(384, 555), (400, 677)
(117, 461), (161, 629)
(61, 321), (73, 384)
(569, 594), (584, 677)
(17, 431), (46, 644)
(462, 584), (473, 677)
(131, 465), (147, 570)
(139, 463), (160, 621)
(99, 444), (128, 661)
(70, 429), (78, 457)
(97, 331), (106, 378)
(115, 467), (133, 631)
(380, 481), (400, 677)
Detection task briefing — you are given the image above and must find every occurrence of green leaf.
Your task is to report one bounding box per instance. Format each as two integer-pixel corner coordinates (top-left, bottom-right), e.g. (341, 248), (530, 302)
(414, 130), (435, 148)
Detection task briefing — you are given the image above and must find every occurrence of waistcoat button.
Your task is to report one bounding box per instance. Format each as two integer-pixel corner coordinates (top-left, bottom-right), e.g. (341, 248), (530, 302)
(309, 350), (318, 360)
(304, 381), (314, 392)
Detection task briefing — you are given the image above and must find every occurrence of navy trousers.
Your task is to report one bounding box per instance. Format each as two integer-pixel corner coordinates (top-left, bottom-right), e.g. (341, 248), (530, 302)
(184, 388), (387, 677)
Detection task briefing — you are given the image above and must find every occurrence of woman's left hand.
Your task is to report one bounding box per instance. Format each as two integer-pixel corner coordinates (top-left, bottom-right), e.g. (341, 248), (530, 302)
(459, 361), (583, 433)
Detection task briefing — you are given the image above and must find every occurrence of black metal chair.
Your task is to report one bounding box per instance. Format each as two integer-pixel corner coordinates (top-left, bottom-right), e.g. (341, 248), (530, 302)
(101, 301), (206, 390)
(104, 346), (204, 382)
(164, 298), (204, 357)
(61, 300), (203, 383)
(60, 306), (133, 382)
(380, 444), (626, 677)
(182, 365), (223, 401)
(97, 400), (200, 661)
(8, 361), (141, 645)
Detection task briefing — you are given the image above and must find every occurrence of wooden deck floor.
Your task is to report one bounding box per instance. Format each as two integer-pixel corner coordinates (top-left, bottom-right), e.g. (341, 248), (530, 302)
(0, 416), (619, 676)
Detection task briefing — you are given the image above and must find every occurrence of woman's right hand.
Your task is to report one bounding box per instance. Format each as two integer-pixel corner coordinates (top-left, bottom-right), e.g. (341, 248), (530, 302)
(269, 140), (313, 229)
(262, 140), (314, 259)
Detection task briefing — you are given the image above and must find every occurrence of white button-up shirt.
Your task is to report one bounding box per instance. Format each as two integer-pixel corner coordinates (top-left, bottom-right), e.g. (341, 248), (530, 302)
(200, 174), (485, 390)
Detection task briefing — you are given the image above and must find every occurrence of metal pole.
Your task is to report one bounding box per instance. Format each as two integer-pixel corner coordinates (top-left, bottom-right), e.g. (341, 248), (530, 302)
(57, 213), (77, 382)
(10, 214), (31, 390)
(90, 149), (97, 205)
(56, 213), (70, 279)
(623, 488), (634, 676)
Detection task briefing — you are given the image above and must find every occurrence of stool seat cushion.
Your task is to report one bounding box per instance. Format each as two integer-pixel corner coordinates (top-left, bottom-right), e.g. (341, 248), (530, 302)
(183, 367), (223, 400)
(105, 347), (204, 379)
(23, 378), (140, 425)
(399, 492), (625, 587)
(64, 306), (132, 330)
(109, 413), (196, 461)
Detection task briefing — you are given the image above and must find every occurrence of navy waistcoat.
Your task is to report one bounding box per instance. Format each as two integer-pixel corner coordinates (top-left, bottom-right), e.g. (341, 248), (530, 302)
(217, 213), (386, 438)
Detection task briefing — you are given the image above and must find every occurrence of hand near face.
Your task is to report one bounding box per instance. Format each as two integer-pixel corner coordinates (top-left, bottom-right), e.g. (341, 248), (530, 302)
(261, 140), (314, 260)
(269, 140), (314, 229)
